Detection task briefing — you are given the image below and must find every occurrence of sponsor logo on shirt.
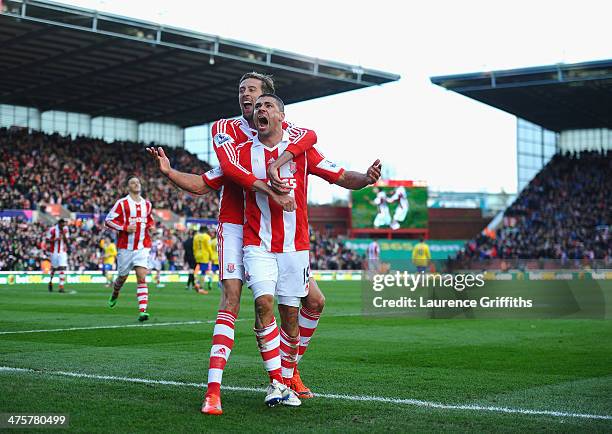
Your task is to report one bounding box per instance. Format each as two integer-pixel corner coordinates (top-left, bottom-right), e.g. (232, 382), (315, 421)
(128, 217), (147, 224)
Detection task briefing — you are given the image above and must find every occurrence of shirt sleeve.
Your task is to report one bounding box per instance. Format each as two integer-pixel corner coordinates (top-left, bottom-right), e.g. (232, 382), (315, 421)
(306, 146), (345, 184)
(212, 120), (258, 189)
(105, 200), (126, 232)
(202, 166), (224, 191)
(285, 127), (317, 156)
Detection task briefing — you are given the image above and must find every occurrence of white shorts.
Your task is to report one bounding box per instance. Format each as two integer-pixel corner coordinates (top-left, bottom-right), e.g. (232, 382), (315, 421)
(374, 211), (391, 228)
(117, 248), (150, 276)
(393, 205), (408, 222)
(51, 252), (68, 268)
(367, 259), (380, 272)
(148, 258), (162, 271)
(243, 245), (309, 307)
(217, 222), (244, 281)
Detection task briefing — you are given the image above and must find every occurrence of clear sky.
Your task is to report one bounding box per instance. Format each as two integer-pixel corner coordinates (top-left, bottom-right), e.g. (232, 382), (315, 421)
(64, 0), (612, 202)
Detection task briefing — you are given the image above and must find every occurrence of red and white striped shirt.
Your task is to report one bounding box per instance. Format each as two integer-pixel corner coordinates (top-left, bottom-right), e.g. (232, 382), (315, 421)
(208, 117), (317, 225)
(104, 195), (154, 250)
(367, 241), (380, 260)
(236, 131), (344, 253)
(47, 224), (69, 254)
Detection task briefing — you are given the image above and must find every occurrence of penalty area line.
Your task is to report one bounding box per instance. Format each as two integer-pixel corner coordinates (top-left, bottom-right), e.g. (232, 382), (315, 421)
(0, 366), (610, 421)
(0, 320), (206, 335)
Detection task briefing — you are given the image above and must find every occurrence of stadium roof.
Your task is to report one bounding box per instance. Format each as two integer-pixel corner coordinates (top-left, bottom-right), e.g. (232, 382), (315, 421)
(430, 59), (612, 132)
(0, 0), (399, 127)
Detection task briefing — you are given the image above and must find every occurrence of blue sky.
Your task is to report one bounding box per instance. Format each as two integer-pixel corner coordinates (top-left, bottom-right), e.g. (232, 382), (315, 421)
(65, 0), (612, 203)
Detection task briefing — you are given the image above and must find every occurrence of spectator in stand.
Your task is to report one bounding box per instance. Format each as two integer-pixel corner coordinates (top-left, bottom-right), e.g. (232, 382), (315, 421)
(455, 150), (611, 268)
(309, 228), (364, 270)
(0, 127), (219, 218)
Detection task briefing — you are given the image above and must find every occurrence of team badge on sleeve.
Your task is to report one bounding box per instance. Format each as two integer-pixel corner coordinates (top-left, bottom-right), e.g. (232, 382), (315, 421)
(205, 166), (224, 179)
(214, 133), (233, 147)
(317, 158), (341, 173)
(289, 162), (297, 174)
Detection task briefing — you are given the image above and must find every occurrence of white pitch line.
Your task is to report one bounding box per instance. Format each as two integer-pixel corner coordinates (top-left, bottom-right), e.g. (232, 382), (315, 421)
(0, 366), (609, 421)
(0, 321), (206, 335)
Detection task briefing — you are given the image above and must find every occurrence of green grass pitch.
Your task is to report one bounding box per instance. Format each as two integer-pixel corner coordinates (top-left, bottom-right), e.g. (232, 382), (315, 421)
(0, 281), (611, 433)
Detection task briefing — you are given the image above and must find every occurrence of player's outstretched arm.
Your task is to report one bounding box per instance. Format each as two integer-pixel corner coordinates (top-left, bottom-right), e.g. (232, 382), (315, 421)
(335, 159), (382, 190)
(146, 147), (214, 195)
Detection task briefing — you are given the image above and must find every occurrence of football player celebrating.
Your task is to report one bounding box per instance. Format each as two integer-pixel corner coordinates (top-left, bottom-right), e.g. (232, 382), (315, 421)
(229, 94), (380, 407)
(104, 176), (155, 322)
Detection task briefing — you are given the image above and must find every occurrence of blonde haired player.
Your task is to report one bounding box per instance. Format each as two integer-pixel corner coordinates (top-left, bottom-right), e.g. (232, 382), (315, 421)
(105, 176), (155, 322)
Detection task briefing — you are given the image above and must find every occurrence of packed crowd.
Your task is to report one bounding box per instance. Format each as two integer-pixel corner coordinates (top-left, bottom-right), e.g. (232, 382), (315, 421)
(455, 150), (611, 266)
(0, 219), (363, 271)
(0, 217), (104, 271)
(0, 127), (218, 218)
(309, 229), (365, 270)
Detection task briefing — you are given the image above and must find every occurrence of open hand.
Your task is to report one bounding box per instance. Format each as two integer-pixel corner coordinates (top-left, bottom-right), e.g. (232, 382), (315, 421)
(146, 146), (171, 176)
(366, 159), (382, 184)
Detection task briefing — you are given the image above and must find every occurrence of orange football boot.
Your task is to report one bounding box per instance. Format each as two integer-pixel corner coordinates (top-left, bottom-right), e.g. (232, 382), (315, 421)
(290, 367), (314, 399)
(201, 394), (223, 415)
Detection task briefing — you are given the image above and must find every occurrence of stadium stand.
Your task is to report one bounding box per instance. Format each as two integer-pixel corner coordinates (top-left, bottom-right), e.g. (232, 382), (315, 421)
(0, 127), (218, 217)
(454, 150), (611, 269)
(0, 126), (364, 271)
(309, 229), (364, 270)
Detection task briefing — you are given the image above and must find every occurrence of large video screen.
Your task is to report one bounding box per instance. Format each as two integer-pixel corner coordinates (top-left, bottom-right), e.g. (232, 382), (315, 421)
(351, 181), (428, 230)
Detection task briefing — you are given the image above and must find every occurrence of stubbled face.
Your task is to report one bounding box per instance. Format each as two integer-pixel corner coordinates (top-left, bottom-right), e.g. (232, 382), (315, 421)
(128, 177), (141, 195)
(238, 78), (264, 120)
(254, 96), (284, 137)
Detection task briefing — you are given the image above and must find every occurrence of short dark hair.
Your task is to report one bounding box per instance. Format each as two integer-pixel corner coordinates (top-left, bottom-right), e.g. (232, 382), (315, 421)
(257, 93), (285, 113)
(419, 237), (424, 243)
(58, 218), (66, 225)
(126, 175), (139, 186)
(239, 72), (275, 94)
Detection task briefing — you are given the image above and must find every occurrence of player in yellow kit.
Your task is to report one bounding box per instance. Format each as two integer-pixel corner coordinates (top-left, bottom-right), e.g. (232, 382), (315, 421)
(193, 225), (214, 294)
(412, 237), (431, 273)
(208, 226), (219, 291)
(102, 237), (118, 287)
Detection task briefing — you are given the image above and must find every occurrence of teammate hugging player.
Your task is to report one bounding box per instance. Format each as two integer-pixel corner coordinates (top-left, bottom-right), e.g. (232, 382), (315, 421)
(104, 176), (155, 322)
(238, 94), (381, 407)
(146, 73), (380, 413)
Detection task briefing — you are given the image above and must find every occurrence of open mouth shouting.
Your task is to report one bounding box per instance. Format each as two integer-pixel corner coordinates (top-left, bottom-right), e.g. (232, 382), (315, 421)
(241, 99), (254, 115)
(256, 112), (269, 132)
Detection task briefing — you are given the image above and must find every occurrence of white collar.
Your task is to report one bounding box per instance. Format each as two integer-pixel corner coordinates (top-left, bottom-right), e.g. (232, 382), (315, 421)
(253, 130), (290, 152)
(126, 194), (144, 205)
(239, 116), (257, 138)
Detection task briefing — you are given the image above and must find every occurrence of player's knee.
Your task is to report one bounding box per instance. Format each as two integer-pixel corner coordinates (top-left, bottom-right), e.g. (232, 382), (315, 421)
(222, 294), (241, 316)
(305, 292), (325, 314)
(254, 295), (274, 322)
